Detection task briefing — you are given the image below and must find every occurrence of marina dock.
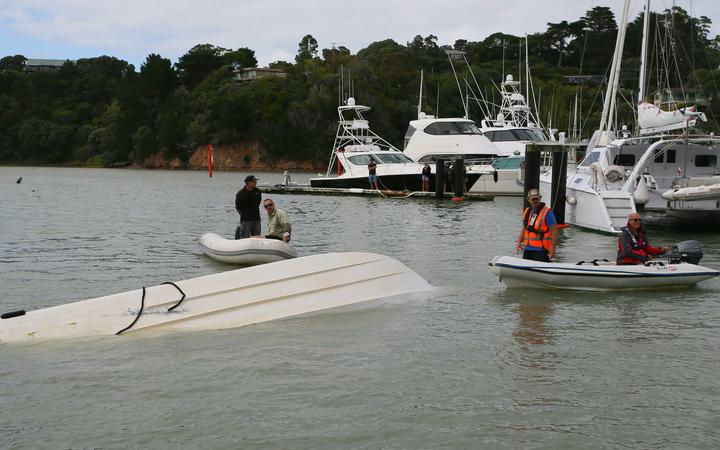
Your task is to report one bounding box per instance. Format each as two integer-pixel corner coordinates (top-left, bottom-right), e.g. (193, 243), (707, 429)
(260, 185), (494, 201)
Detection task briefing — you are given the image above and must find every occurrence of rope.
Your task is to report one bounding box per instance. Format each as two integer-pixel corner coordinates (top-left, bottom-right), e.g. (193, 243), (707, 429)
(116, 287), (145, 335)
(115, 282), (187, 335)
(163, 282), (187, 312)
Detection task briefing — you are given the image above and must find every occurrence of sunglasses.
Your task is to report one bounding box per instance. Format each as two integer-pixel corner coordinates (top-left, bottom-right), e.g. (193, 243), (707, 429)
(629, 218), (641, 222)
(264, 204), (274, 209)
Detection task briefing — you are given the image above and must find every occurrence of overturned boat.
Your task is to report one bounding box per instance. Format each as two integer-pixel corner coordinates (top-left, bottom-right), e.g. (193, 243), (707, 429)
(0, 252), (432, 343)
(198, 233), (297, 265)
(489, 241), (718, 291)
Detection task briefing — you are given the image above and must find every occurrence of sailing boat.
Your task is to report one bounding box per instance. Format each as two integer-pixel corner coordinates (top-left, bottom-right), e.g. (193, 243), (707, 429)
(539, 0), (720, 233)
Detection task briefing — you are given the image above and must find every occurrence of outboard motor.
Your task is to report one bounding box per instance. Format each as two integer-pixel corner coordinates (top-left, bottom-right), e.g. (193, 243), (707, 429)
(668, 240), (704, 264)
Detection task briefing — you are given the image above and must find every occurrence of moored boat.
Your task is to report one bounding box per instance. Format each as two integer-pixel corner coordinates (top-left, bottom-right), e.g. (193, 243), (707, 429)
(0, 252), (433, 343)
(489, 255), (718, 291)
(199, 233), (297, 265)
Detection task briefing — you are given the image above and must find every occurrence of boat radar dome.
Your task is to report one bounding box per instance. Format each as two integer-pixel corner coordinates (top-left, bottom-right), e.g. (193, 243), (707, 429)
(506, 74), (514, 82)
(347, 97), (356, 107)
(497, 113), (505, 122)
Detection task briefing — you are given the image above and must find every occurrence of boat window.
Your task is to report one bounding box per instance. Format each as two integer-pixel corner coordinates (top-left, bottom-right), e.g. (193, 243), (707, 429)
(653, 148), (664, 163)
(512, 129), (541, 141)
(418, 154), (494, 163)
(376, 153), (414, 164)
(579, 151), (601, 167)
(667, 149), (676, 163)
(614, 154), (635, 166)
(492, 157), (523, 170)
(424, 121), (482, 135)
(347, 155), (379, 166)
(404, 126), (416, 149)
(695, 154), (717, 167)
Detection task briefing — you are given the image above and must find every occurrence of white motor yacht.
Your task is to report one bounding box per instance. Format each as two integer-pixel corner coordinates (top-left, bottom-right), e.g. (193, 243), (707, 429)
(311, 98), (481, 191)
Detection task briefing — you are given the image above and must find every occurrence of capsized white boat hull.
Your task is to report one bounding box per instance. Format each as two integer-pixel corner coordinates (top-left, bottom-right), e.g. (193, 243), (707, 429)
(0, 252), (432, 343)
(489, 256), (718, 291)
(198, 233), (297, 265)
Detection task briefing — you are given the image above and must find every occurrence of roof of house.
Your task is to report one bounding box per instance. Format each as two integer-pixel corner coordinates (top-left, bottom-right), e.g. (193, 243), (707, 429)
(25, 59), (73, 67)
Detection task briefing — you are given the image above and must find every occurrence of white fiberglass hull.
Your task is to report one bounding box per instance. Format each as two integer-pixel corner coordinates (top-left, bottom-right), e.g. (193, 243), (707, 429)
(0, 252), (432, 343)
(489, 256), (718, 291)
(199, 233), (297, 265)
(469, 169), (523, 195)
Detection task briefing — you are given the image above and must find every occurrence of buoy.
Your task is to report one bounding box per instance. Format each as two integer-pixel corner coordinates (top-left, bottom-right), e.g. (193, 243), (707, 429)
(16, 177), (22, 184)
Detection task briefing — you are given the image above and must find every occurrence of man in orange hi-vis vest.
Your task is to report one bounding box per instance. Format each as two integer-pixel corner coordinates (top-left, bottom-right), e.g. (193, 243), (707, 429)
(515, 188), (558, 262)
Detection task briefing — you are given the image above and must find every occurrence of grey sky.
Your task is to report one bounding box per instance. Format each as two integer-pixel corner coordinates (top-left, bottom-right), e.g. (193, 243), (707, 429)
(1, 0), (718, 67)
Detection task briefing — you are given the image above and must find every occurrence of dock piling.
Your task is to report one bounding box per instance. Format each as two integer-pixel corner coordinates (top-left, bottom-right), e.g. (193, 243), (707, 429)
(435, 159), (446, 199)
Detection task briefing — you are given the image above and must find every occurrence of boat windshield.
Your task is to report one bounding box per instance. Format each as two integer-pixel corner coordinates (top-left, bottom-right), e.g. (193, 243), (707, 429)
(491, 157), (523, 170)
(375, 153), (414, 164)
(579, 151), (601, 167)
(484, 129), (541, 142)
(424, 121), (482, 135)
(347, 154), (380, 166)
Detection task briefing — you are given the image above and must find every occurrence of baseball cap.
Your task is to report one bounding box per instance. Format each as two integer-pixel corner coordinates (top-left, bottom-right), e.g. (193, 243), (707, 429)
(527, 188), (541, 200)
(245, 175), (258, 183)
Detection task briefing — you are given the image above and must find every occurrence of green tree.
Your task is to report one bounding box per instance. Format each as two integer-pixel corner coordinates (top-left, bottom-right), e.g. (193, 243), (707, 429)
(176, 44), (228, 88)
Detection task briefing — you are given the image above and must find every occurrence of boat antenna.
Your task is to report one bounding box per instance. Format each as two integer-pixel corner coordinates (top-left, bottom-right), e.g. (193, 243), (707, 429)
(436, 83), (440, 117)
(418, 69), (424, 119)
(340, 65), (345, 104)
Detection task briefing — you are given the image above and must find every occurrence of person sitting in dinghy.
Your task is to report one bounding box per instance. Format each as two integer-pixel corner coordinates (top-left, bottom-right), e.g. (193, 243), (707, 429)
(516, 189), (558, 262)
(263, 198), (292, 242)
(616, 213), (669, 265)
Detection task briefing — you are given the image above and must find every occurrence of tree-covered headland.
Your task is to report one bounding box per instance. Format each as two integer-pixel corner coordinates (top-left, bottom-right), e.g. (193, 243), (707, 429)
(1, 6), (718, 168)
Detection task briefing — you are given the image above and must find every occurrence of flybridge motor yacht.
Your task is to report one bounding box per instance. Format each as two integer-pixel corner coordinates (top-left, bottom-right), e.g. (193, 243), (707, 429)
(311, 98), (432, 191)
(478, 74), (546, 157)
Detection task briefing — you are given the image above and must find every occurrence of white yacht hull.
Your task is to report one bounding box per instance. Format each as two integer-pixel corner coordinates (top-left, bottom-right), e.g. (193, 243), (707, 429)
(198, 233), (297, 265)
(489, 256), (718, 291)
(0, 252), (432, 343)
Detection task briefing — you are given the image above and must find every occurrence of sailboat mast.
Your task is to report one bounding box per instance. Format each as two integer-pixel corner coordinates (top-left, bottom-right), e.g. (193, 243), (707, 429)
(638, 0), (651, 104)
(600, 0), (631, 134)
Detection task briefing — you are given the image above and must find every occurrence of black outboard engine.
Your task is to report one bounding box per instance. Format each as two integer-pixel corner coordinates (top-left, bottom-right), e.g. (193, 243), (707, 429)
(667, 240), (704, 264)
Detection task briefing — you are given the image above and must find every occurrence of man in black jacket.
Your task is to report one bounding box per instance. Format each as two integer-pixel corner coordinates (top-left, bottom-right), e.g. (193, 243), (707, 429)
(235, 175), (262, 239)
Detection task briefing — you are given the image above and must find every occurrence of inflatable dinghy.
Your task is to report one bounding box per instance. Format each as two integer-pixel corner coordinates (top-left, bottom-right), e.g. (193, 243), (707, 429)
(199, 233), (297, 265)
(489, 256), (718, 291)
(0, 252), (432, 343)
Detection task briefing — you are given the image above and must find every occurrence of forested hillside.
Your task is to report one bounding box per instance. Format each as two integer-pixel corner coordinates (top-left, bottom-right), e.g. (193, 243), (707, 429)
(1, 6), (718, 168)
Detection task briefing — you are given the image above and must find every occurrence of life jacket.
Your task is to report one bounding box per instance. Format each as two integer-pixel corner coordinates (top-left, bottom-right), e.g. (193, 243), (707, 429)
(616, 227), (650, 264)
(522, 205), (553, 252)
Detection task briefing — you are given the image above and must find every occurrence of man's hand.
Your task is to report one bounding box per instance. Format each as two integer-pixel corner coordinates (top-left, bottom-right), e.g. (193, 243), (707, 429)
(515, 242), (522, 254)
(549, 248), (555, 260)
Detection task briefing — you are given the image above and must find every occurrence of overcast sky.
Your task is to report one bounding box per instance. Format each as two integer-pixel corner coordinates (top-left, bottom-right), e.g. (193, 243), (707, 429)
(1, 0), (718, 68)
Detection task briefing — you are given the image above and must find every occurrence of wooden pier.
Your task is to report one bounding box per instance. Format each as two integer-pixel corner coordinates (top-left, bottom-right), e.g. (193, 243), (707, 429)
(260, 185), (494, 201)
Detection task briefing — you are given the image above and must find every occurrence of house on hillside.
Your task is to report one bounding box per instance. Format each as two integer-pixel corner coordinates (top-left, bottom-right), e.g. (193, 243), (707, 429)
(24, 59), (74, 72)
(234, 67), (287, 82)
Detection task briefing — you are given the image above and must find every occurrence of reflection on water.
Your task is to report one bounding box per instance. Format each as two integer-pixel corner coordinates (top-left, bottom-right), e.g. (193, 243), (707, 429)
(2, 167), (720, 449)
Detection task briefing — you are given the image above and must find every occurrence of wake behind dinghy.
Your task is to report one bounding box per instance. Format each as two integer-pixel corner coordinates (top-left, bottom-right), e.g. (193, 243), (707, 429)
(198, 233), (297, 265)
(0, 252), (432, 343)
(489, 240), (719, 291)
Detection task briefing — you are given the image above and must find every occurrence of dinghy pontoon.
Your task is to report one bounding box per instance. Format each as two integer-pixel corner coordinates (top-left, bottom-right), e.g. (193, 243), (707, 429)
(489, 255), (718, 291)
(198, 233), (297, 265)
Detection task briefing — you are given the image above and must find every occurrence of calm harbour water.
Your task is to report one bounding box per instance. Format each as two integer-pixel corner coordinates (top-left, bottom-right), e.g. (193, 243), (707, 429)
(1, 166), (720, 449)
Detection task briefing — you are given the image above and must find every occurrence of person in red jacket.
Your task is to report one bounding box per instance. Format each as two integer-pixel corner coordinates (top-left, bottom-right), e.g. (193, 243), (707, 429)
(616, 213), (670, 265)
